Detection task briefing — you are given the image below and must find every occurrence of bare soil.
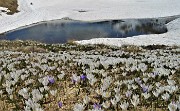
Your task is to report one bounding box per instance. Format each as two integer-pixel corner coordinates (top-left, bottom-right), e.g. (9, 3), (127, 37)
(0, 0), (18, 15)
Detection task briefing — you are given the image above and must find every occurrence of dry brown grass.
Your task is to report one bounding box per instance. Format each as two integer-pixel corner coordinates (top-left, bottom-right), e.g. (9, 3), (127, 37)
(0, 100), (15, 111)
(0, 0), (18, 15)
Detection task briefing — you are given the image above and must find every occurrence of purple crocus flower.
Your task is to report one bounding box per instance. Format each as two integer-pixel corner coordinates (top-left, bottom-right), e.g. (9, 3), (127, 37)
(140, 84), (148, 93)
(48, 76), (55, 84)
(58, 102), (63, 108)
(93, 103), (101, 109)
(80, 74), (87, 81)
(142, 87), (148, 93)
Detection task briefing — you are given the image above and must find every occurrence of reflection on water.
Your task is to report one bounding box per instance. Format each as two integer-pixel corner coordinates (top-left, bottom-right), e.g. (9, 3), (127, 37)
(0, 18), (172, 44)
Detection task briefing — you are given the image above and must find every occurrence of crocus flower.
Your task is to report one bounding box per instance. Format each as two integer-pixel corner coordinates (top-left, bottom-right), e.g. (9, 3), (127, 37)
(135, 78), (142, 85)
(80, 74), (87, 81)
(102, 101), (110, 109)
(162, 92), (170, 101)
(48, 76), (55, 84)
(120, 101), (129, 110)
(141, 85), (148, 93)
(93, 103), (101, 109)
(72, 74), (80, 84)
(168, 102), (177, 111)
(83, 95), (90, 104)
(72, 79), (77, 84)
(58, 102), (63, 108)
(125, 90), (132, 98)
(73, 103), (84, 111)
(131, 94), (140, 107)
(151, 72), (159, 78)
(142, 92), (150, 99)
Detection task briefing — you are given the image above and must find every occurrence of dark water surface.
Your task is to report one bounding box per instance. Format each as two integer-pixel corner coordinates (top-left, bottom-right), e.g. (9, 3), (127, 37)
(0, 17), (177, 44)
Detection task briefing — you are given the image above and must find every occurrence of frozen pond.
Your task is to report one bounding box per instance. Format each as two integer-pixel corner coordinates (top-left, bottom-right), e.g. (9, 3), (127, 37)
(0, 17), (176, 44)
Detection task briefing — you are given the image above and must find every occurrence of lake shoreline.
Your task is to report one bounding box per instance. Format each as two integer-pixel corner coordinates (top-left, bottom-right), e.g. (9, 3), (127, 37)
(1, 0), (180, 46)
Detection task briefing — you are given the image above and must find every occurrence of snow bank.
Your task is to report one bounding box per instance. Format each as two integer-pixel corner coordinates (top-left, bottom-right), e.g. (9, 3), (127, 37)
(0, 0), (180, 46)
(76, 18), (180, 46)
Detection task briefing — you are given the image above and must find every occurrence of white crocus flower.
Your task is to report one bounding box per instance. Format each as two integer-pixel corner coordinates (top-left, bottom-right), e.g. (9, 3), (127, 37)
(21, 74), (29, 81)
(101, 76), (112, 90)
(38, 76), (49, 86)
(50, 90), (57, 96)
(127, 84), (131, 90)
(58, 72), (65, 79)
(168, 75), (173, 80)
(31, 89), (43, 102)
(72, 73), (80, 83)
(131, 94), (140, 107)
(155, 82), (161, 87)
(167, 79), (176, 86)
(147, 84), (153, 92)
(177, 103), (180, 110)
(171, 70), (176, 75)
(44, 86), (50, 91)
(102, 101), (110, 109)
(122, 72), (127, 76)
(18, 88), (29, 99)
(25, 98), (43, 111)
(6, 87), (13, 95)
(125, 90), (132, 98)
(102, 91), (111, 98)
(120, 101), (129, 110)
(45, 94), (49, 98)
(5, 80), (11, 88)
(24, 106), (31, 111)
(95, 88), (103, 95)
(83, 95), (90, 104)
(35, 107), (44, 111)
(89, 77), (97, 86)
(87, 74), (97, 86)
(25, 79), (34, 85)
(161, 92), (170, 101)
(168, 102), (177, 111)
(152, 90), (159, 98)
(132, 84), (138, 90)
(142, 78), (148, 83)
(142, 92), (150, 99)
(10, 95), (13, 100)
(111, 98), (117, 106)
(114, 87), (120, 94)
(166, 85), (179, 94)
(73, 103), (84, 111)
(115, 94), (122, 102)
(39, 87), (44, 93)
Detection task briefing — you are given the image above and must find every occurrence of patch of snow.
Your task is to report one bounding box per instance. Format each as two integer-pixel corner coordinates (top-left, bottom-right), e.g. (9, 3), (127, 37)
(0, 7), (8, 11)
(0, 0), (180, 46)
(76, 18), (180, 46)
(0, 7), (10, 15)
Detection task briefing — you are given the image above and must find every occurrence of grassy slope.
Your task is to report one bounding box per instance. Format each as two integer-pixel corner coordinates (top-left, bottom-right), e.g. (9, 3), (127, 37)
(0, 0), (18, 14)
(0, 41), (179, 111)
